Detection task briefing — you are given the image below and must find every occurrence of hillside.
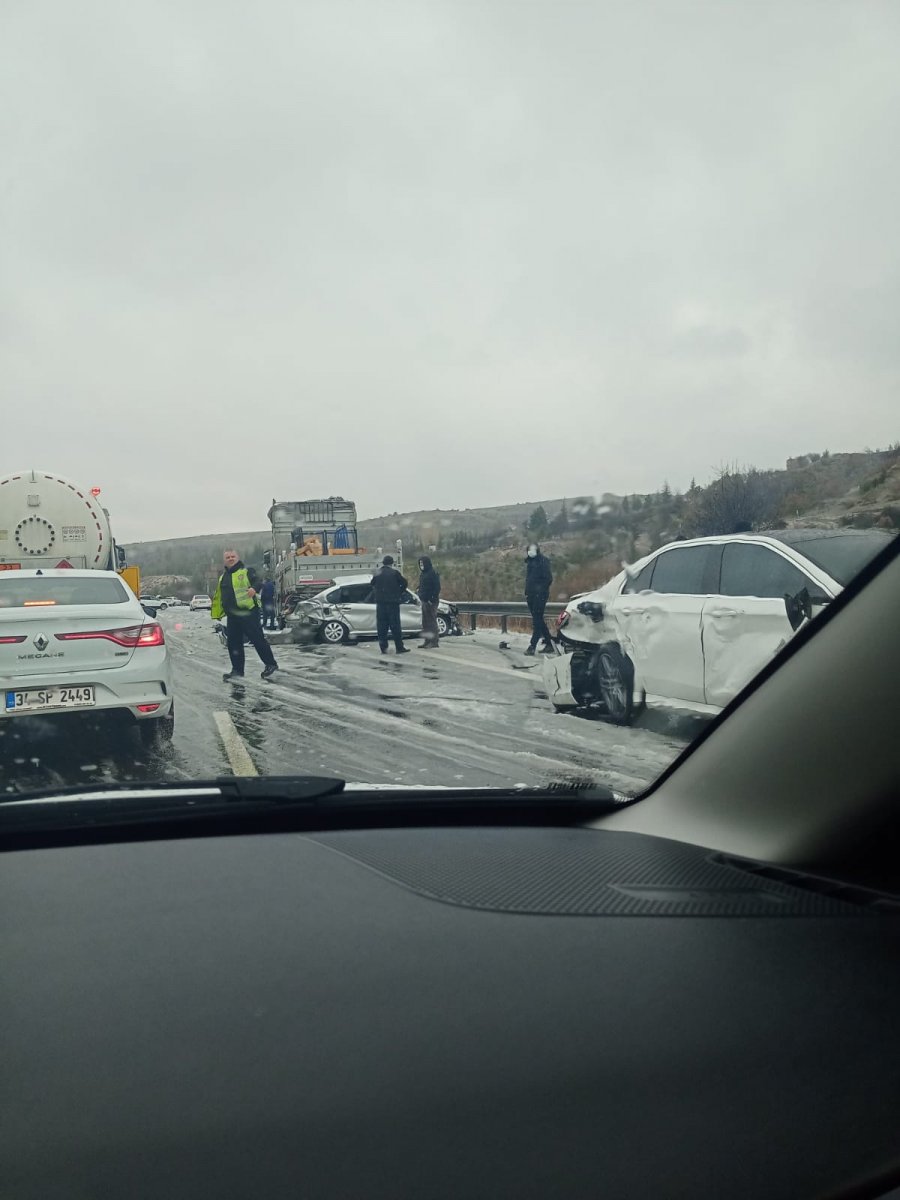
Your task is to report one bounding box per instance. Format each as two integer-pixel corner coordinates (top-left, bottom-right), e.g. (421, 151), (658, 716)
(127, 498), (575, 591)
(129, 447), (898, 599)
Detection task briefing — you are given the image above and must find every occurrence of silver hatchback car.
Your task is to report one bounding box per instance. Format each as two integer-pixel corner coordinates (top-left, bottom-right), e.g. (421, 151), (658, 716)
(287, 575), (460, 644)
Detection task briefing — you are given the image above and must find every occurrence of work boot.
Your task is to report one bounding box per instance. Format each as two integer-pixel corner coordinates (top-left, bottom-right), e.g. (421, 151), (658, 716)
(540, 642), (556, 654)
(260, 664), (278, 679)
(380, 645), (389, 654)
(524, 646), (536, 657)
(223, 671), (244, 682)
(396, 646), (410, 655)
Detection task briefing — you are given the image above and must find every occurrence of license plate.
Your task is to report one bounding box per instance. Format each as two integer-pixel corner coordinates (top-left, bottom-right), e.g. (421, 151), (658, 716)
(5, 685), (96, 712)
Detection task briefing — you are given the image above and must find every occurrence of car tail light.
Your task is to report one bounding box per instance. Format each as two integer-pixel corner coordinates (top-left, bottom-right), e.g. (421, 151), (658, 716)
(0, 635), (26, 644)
(137, 703), (160, 713)
(556, 611), (570, 630)
(55, 623), (165, 647)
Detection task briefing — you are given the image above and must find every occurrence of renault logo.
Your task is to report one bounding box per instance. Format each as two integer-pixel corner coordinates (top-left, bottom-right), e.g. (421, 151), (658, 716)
(33, 633), (49, 652)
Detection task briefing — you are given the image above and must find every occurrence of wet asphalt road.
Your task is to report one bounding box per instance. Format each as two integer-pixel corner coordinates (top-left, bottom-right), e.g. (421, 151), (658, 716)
(0, 609), (702, 797)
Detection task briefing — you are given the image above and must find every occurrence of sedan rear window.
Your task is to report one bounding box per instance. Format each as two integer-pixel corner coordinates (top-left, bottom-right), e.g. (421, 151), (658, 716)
(648, 545), (712, 594)
(0, 577), (130, 607)
(720, 544), (812, 599)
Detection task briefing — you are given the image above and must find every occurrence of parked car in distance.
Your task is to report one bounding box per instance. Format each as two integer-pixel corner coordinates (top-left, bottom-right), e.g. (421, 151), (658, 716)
(189, 595), (213, 612)
(287, 574), (460, 644)
(545, 528), (895, 723)
(0, 569), (174, 745)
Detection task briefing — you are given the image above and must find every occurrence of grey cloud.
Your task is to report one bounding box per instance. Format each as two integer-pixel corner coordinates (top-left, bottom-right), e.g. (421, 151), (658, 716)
(2, 0), (899, 539)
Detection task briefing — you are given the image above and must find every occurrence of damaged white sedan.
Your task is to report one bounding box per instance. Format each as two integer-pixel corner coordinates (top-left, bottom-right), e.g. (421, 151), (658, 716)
(544, 529), (894, 724)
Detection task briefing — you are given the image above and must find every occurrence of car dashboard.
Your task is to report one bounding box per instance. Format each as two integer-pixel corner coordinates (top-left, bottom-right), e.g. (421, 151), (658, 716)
(3, 821), (899, 1199)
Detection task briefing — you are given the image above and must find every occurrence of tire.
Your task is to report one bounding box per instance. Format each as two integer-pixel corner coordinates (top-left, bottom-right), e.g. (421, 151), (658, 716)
(321, 619), (350, 645)
(138, 704), (175, 747)
(436, 614), (450, 638)
(596, 648), (634, 725)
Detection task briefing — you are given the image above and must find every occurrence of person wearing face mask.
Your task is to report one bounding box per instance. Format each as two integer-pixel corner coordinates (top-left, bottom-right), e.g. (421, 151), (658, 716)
(524, 543), (554, 656)
(416, 555), (441, 648)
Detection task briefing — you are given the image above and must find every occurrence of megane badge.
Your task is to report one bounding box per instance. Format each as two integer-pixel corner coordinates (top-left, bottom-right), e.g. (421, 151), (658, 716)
(33, 633), (49, 652)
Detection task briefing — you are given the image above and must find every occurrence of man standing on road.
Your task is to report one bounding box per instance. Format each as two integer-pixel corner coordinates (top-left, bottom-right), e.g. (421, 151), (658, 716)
(371, 555), (410, 655)
(416, 555), (441, 648)
(211, 549), (279, 681)
(524, 542), (554, 656)
(260, 576), (278, 630)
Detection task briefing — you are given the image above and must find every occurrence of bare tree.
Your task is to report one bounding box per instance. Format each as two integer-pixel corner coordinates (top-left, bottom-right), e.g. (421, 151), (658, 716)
(687, 466), (785, 535)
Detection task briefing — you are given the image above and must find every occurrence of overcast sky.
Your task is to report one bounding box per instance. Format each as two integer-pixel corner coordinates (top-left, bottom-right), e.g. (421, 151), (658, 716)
(3, 1), (899, 541)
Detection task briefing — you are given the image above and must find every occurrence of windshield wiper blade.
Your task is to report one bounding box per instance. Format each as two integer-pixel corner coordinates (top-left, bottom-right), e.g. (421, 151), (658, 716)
(0, 777), (620, 839)
(0, 775), (345, 808)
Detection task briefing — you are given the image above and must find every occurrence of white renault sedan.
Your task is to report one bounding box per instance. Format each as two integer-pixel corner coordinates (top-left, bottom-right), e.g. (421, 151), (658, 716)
(545, 529), (894, 723)
(0, 569), (174, 745)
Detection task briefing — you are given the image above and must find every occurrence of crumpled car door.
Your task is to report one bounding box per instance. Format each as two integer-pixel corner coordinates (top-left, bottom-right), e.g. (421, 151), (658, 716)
(616, 592), (706, 703)
(399, 591), (422, 632)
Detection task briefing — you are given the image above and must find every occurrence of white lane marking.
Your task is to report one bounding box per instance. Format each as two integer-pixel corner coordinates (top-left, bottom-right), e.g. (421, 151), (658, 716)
(213, 711), (258, 776)
(405, 650), (538, 681)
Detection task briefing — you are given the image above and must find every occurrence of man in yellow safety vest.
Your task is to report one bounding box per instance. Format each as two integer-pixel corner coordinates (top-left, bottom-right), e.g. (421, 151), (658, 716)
(211, 548), (279, 682)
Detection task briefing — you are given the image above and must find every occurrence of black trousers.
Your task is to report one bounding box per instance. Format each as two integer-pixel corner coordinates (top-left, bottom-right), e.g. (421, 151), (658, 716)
(226, 610), (277, 674)
(527, 592), (552, 648)
(376, 602), (404, 651)
(420, 600), (440, 646)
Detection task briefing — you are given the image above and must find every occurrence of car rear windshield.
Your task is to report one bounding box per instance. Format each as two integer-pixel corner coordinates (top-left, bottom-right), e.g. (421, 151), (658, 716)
(779, 532), (895, 587)
(0, 577), (130, 608)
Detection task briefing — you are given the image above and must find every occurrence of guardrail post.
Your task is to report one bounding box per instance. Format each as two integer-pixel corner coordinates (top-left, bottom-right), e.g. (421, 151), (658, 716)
(469, 613), (477, 632)
(500, 615), (508, 634)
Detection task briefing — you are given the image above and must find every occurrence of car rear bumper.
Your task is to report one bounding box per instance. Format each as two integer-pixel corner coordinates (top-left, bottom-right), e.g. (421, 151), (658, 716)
(1, 663), (174, 721)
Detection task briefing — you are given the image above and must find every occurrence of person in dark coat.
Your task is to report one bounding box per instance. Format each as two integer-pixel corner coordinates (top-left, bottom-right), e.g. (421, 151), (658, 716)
(260, 577), (278, 630)
(370, 555), (410, 655)
(524, 543), (554, 656)
(416, 556), (441, 648)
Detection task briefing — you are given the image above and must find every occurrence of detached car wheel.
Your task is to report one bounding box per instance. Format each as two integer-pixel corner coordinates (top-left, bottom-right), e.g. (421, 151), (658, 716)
(597, 648), (634, 725)
(138, 705), (175, 747)
(321, 619), (350, 645)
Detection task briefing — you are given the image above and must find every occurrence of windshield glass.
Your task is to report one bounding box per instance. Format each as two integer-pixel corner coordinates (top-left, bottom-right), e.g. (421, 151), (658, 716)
(771, 532), (894, 588)
(0, 577), (130, 607)
(1, 3), (898, 800)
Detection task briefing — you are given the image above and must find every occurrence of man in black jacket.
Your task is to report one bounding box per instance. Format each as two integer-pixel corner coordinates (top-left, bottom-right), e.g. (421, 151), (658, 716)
(371, 555), (410, 655)
(416, 556), (441, 648)
(524, 543), (554, 656)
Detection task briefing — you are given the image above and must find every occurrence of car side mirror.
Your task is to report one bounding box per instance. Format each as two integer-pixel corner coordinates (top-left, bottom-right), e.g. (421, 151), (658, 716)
(142, 604), (158, 618)
(783, 588), (813, 632)
(784, 585), (831, 632)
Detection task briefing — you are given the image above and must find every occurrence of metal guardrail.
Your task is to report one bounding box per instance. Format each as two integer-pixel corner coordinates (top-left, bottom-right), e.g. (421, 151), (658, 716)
(451, 600), (566, 633)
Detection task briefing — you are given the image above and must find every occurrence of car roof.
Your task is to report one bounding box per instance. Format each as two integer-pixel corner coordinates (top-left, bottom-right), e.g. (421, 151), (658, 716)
(0, 568), (124, 579)
(761, 527), (895, 548)
(652, 528), (894, 551)
(324, 574), (376, 587)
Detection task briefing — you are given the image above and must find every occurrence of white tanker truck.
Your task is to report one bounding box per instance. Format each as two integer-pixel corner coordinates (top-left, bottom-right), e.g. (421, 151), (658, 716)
(0, 469), (126, 574)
